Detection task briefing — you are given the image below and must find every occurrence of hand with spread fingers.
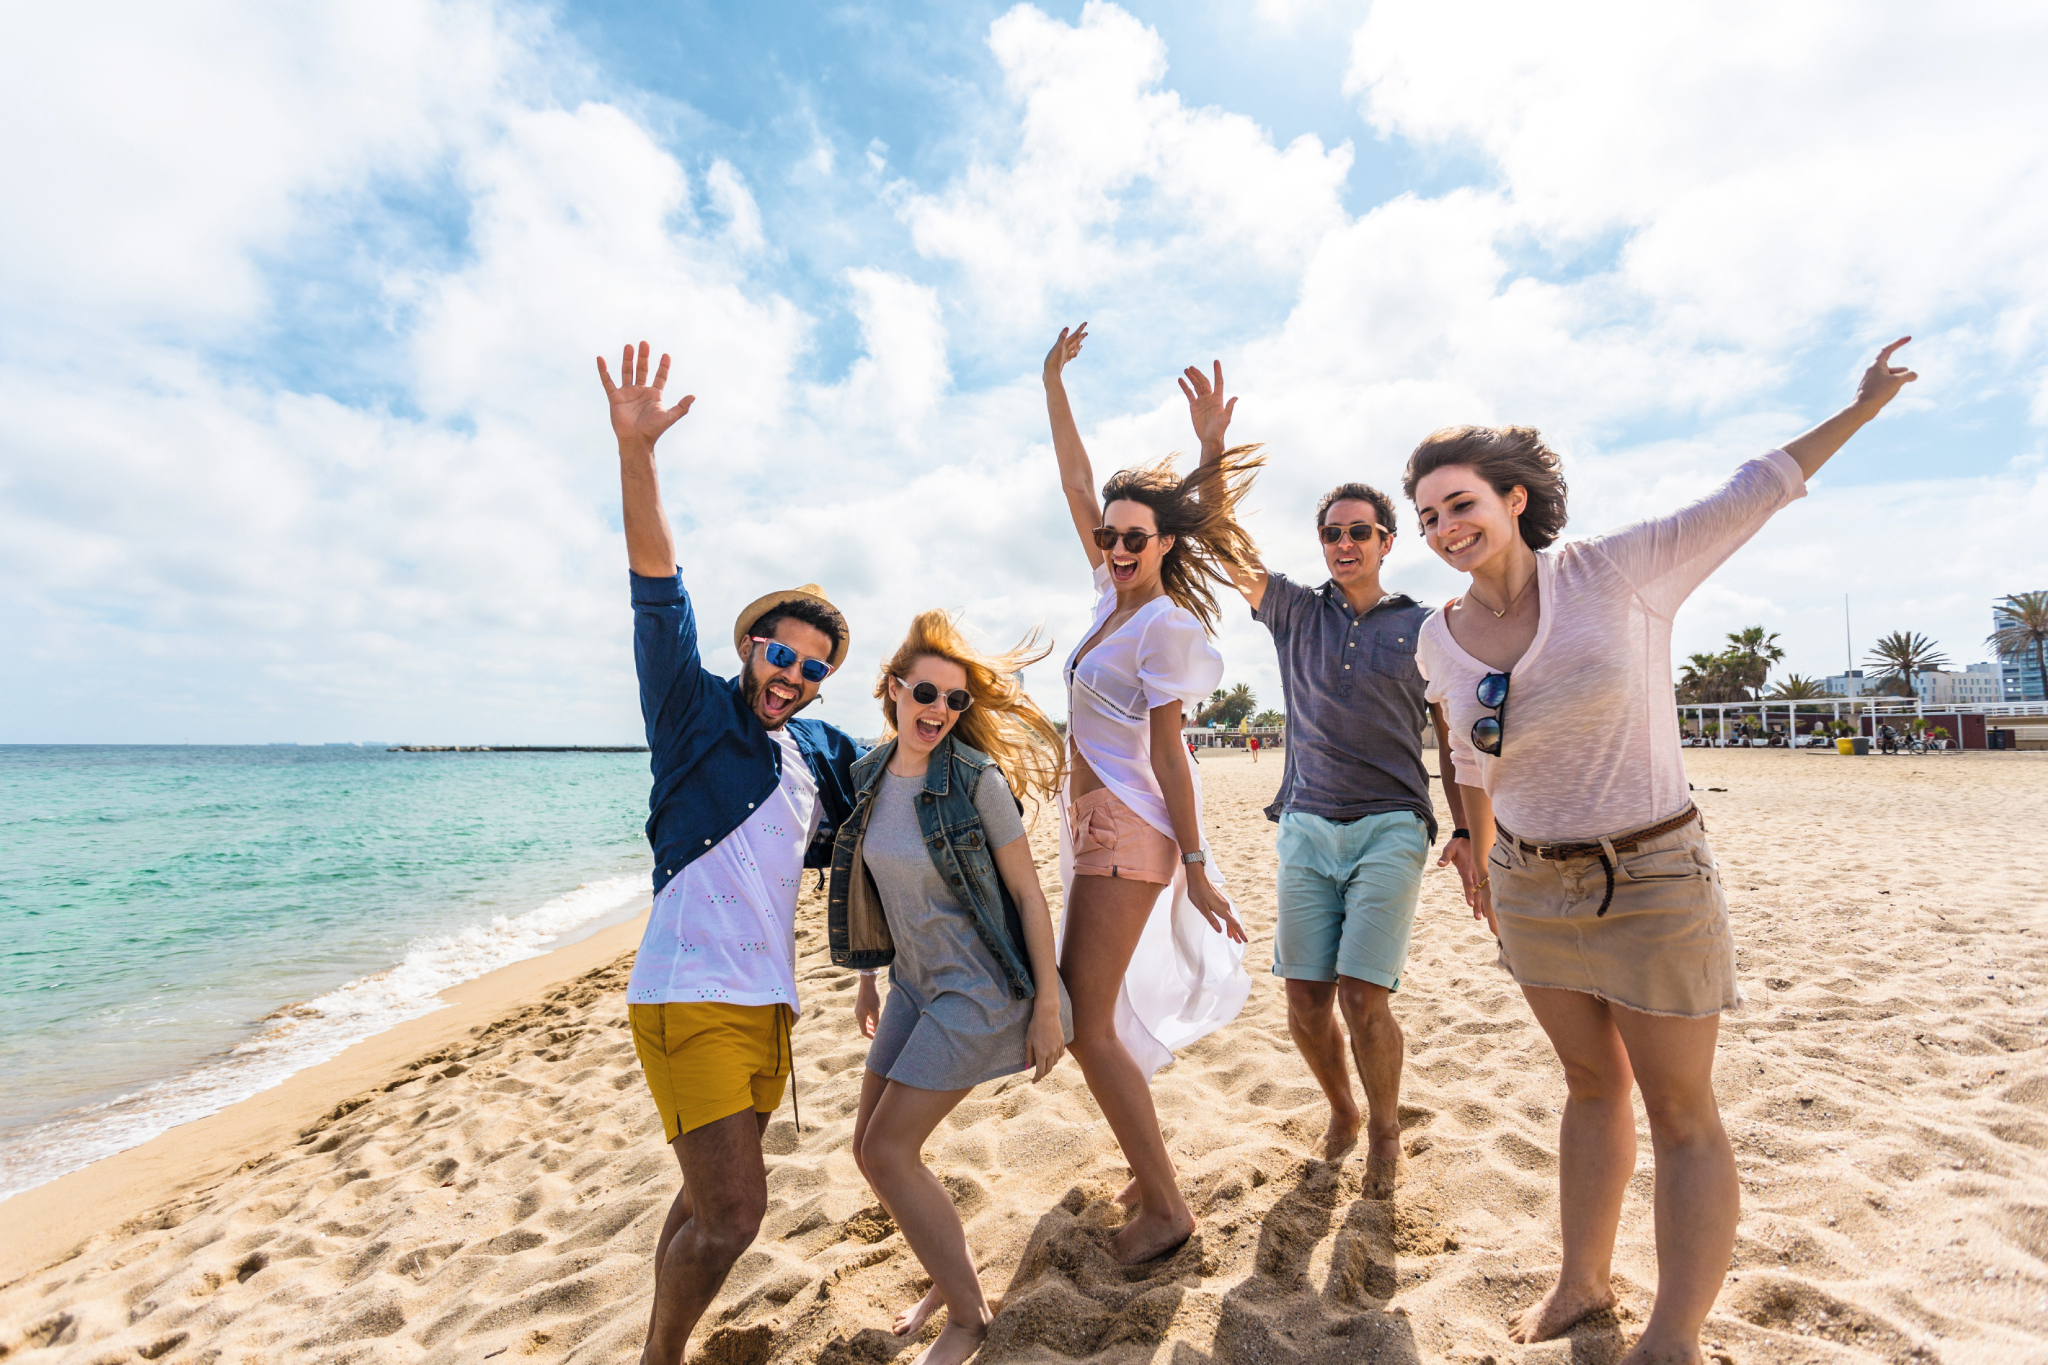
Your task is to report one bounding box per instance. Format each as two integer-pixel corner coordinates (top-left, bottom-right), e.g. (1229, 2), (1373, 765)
(596, 340), (696, 449)
(1179, 360), (1237, 457)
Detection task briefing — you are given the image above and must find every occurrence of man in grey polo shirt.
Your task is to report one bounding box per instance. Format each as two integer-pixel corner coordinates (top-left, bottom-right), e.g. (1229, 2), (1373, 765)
(1183, 363), (1465, 1193)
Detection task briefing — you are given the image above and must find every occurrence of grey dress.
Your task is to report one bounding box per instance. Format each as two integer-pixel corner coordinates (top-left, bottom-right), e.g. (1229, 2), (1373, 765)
(863, 766), (1074, 1090)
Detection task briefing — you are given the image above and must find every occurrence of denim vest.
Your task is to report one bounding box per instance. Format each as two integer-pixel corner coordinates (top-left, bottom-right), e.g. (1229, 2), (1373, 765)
(826, 734), (1036, 1001)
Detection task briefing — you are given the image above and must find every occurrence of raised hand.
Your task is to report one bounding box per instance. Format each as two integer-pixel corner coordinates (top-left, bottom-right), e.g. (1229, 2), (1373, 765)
(1853, 337), (1917, 413)
(597, 341), (696, 448)
(1044, 322), (1088, 385)
(1178, 360), (1236, 454)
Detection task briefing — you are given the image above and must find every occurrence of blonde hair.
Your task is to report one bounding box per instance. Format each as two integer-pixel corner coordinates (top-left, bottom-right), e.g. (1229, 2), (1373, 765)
(1100, 445), (1265, 631)
(874, 610), (1066, 808)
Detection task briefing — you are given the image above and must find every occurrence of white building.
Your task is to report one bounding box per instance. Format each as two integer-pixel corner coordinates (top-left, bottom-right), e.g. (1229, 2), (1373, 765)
(1914, 663), (2002, 706)
(1823, 669), (1866, 697)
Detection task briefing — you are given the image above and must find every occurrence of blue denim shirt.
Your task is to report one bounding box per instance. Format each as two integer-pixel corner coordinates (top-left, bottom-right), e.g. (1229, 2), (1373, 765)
(1252, 571), (1437, 840)
(632, 570), (864, 894)
(826, 734), (1036, 1000)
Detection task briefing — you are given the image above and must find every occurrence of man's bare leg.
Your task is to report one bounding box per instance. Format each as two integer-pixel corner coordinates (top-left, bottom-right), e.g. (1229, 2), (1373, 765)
(642, 1108), (771, 1365)
(1284, 979), (1362, 1160)
(1335, 977), (1403, 1194)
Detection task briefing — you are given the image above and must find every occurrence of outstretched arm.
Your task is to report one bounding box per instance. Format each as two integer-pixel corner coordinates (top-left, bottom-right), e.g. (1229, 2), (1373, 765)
(1043, 324), (1104, 570)
(1181, 360), (1268, 610)
(1782, 337), (1917, 480)
(597, 341), (696, 578)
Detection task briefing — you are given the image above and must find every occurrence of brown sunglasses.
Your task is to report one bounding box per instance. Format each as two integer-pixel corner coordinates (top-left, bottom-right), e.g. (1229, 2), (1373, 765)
(1092, 527), (1163, 553)
(1318, 521), (1387, 545)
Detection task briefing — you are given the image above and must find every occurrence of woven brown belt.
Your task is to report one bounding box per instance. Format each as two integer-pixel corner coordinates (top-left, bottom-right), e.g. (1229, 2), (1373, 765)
(1494, 804), (1701, 917)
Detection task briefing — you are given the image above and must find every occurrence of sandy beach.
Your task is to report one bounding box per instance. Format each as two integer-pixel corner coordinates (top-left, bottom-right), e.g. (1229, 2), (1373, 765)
(3, 748), (2045, 1365)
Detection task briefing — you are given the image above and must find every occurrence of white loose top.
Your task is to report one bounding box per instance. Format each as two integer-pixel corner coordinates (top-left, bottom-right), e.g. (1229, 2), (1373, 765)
(627, 726), (817, 1012)
(1418, 449), (1806, 844)
(1059, 563), (1247, 1078)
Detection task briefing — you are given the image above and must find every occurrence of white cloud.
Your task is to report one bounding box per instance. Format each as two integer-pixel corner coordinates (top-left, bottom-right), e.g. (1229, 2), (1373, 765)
(3, 0), (2045, 745)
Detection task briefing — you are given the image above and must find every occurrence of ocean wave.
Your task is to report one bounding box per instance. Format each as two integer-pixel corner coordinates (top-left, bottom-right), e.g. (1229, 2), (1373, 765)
(0, 875), (646, 1201)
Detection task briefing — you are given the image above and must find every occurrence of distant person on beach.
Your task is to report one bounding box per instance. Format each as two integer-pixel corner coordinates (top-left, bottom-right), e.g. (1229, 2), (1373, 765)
(1409, 340), (1916, 1362)
(597, 342), (866, 1365)
(830, 611), (1072, 1365)
(1043, 322), (1258, 1263)
(1248, 734), (1261, 762)
(1181, 362), (1464, 1197)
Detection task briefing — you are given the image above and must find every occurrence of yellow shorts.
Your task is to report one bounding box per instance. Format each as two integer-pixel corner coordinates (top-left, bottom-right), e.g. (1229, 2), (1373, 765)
(628, 1001), (792, 1142)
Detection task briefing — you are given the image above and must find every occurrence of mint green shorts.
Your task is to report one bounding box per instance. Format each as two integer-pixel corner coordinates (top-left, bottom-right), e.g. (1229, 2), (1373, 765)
(1273, 810), (1429, 991)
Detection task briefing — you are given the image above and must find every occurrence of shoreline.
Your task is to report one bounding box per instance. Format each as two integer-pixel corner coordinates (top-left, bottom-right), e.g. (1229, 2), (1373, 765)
(0, 906), (649, 1286)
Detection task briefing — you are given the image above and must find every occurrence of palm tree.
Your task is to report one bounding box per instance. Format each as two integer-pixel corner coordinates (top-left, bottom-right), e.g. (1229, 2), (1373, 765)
(1725, 626), (1785, 699)
(1251, 709), (1285, 728)
(1678, 652), (1746, 704)
(1989, 591), (2048, 701)
(1864, 630), (1949, 695)
(1766, 673), (1829, 700)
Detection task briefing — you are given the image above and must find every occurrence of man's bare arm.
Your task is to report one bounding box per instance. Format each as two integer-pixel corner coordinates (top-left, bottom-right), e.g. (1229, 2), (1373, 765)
(597, 341), (695, 578)
(1181, 360), (1268, 610)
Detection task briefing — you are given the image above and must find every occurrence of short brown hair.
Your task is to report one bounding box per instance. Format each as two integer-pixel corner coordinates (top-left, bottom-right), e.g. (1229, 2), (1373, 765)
(1315, 482), (1396, 536)
(1400, 425), (1568, 550)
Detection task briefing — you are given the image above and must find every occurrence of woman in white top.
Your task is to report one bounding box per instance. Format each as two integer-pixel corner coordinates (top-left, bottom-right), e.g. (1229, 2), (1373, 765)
(1043, 322), (1260, 1264)
(1409, 340), (1917, 1364)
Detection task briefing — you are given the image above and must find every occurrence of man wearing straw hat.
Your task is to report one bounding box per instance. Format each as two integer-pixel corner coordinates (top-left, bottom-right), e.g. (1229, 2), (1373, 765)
(598, 341), (864, 1365)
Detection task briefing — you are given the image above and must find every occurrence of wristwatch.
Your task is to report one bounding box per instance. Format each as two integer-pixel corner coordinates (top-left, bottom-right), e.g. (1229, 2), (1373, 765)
(1181, 850), (1207, 866)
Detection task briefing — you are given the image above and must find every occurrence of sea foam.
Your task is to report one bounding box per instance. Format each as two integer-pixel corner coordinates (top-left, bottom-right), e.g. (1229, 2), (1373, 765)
(0, 875), (646, 1201)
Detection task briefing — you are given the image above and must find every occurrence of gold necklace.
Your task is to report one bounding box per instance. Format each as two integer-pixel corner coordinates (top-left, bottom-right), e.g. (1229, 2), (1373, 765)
(1468, 570), (1536, 619)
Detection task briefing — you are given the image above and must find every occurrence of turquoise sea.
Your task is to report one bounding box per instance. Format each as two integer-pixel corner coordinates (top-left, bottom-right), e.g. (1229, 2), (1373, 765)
(0, 745), (654, 1200)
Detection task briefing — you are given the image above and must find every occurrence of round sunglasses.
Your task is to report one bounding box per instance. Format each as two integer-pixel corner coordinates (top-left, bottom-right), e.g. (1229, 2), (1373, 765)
(898, 678), (974, 712)
(751, 636), (834, 683)
(1472, 671), (1509, 756)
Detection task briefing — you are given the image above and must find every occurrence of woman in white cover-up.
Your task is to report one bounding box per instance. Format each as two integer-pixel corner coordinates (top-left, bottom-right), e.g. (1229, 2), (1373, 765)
(1041, 322), (1263, 1264)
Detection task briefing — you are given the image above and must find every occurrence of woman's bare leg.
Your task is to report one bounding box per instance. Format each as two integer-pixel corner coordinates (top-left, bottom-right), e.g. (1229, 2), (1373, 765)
(1509, 987), (1635, 1344)
(1610, 1006), (1736, 1365)
(858, 1080), (987, 1365)
(1061, 872), (1194, 1263)
(852, 1067), (947, 1340)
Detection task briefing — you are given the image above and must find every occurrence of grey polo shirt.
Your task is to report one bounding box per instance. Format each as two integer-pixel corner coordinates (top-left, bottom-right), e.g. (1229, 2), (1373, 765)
(1251, 570), (1436, 840)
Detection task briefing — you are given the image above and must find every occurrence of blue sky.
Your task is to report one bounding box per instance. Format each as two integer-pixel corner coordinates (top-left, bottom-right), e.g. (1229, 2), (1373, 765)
(3, 0), (2045, 742)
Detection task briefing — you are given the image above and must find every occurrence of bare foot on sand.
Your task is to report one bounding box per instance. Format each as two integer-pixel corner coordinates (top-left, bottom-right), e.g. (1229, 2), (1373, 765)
(894, 1285), (943, 1338)
(1319, 1107), (1361, 1161)
(1112, 1205), (1196, 1264)
(1507, 1279), (1618, 1343)
(909, 1311), (989, 1365)
(1362, 1153), (1403, 1200)
(1113, 1157), (1178, 1208)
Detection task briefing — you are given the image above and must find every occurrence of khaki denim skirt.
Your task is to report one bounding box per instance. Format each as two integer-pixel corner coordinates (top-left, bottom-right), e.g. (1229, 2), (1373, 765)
(1487, 817), (1741, 1018)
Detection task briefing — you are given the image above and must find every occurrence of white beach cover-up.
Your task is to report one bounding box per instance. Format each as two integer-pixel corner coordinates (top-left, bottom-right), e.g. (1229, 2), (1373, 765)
(1060, 564), (1250, 1079)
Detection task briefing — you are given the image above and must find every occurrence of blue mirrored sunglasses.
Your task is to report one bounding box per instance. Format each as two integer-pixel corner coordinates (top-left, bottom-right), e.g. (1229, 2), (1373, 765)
(1472, 671), (1509, 756)
(752, 636), (834, 683)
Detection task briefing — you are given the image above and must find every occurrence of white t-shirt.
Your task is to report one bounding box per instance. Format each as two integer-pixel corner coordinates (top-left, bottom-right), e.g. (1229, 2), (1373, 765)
(1418, 449), (1805, 844)
(626, 726), (819, 1012)
(1058, 563), (1247, 1078)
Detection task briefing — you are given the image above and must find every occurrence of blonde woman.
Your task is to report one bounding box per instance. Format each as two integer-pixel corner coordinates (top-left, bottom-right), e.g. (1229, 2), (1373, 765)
(1042, 322), (1261, 1263)
(828, 610), (1073, 1365)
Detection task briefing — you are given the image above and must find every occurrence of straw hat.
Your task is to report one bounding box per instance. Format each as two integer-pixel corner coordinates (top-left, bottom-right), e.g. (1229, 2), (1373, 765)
(732, 584), (849, 669)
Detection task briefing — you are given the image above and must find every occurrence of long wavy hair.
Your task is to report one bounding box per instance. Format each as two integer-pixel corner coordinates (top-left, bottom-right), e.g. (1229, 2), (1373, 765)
(1100, 445), (1264, 632)
(874, 610), (1067, 808)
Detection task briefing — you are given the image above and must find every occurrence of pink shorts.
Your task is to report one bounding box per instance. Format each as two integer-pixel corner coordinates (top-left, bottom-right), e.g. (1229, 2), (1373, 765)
(1070, 787), (1178, 885)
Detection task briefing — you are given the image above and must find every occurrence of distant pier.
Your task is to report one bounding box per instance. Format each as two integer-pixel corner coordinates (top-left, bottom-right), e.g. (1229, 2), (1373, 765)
(387, 745), (649, 753)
